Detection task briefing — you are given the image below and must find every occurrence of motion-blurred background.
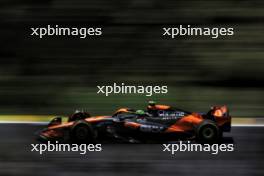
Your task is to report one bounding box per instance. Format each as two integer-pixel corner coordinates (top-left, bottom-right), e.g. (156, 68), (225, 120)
(0, 0), (263, 117)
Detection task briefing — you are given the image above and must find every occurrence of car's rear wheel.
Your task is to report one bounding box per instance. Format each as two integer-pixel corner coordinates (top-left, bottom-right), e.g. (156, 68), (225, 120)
(70, 121), (96, 143)
(196, 120), (220, 143)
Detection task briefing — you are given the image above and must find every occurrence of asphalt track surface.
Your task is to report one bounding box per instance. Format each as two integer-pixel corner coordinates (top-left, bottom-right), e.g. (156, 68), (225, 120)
(0, 124), (263, 176)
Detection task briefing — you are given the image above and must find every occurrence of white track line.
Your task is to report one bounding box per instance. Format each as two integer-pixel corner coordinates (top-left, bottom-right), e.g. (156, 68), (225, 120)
(232, 124), (264, 127)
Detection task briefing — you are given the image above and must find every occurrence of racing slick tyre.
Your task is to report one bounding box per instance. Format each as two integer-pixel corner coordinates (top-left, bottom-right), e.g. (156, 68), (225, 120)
(196, 120), (221, 143)
(70, 120), (97, 143)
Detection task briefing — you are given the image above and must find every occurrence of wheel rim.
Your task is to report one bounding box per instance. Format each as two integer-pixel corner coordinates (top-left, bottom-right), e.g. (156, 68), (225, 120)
(75, 127), (88, 140)
(202, 127), (215, 139)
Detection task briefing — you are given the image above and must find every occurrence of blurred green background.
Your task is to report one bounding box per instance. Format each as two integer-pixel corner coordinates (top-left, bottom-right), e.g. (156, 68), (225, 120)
(0, 0), (263, 117)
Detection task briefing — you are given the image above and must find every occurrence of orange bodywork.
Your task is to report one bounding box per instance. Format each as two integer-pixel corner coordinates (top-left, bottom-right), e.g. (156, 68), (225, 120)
(41, 115), (111, 139)
(114, 108), (133, 115)
(124, 121), (141, 128)
(215, 116), (231, 126)
(211, 105), (231, 126)
(48, 121), (75, 130)
(116, 112), (205, 133)
(165, 113), (203, 133)
(147, 105), (171, 110)
(86, 116), (112, 123)
(41, 129), (64, 138)
(213, 105), (228, 117)
(48, 116), (110, 130)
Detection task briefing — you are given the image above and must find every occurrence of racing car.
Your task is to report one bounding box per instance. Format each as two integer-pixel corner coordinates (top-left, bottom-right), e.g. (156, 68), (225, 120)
(37, 101), (231, 143)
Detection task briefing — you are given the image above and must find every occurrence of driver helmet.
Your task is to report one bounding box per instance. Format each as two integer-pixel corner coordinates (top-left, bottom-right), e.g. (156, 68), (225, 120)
(148, 100), (156, 106)
(135, 110), (145, 115)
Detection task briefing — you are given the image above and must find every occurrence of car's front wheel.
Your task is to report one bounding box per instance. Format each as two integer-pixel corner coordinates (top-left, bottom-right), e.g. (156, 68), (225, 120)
(70, 121), (96, 143)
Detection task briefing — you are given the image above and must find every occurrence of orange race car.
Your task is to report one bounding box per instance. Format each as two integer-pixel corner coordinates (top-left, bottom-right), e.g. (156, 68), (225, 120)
(37, 101), (231, 143)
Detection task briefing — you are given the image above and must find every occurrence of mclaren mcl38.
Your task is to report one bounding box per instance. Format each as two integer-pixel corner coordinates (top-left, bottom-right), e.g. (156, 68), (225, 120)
(37, 101), (231, 143)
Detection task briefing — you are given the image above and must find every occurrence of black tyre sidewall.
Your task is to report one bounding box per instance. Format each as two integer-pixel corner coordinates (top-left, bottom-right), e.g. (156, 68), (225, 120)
(70, 121), (96, 143)
(196, 120), (220, 143)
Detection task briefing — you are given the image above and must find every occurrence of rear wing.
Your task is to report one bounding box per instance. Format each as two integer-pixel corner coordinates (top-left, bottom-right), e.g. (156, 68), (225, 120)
(209, 105), (231, 132)
(211, 105), (229, 117)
